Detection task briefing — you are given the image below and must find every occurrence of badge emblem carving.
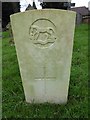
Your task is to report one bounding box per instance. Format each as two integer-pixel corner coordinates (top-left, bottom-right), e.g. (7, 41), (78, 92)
(29, 18), (57, 48)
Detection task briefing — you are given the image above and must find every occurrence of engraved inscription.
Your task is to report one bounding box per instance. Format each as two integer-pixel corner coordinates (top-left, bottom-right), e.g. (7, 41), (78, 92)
(29, 18), (57, 48)
(35, 77), (56, 81)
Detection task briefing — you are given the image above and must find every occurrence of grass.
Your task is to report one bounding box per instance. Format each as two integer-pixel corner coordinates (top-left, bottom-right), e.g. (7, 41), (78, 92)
(0, 31), (2, 120)
(2, 24), (89, 119)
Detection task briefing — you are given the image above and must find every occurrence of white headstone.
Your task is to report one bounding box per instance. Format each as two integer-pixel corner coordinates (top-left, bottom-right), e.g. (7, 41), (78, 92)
(10, 9), (76, 104)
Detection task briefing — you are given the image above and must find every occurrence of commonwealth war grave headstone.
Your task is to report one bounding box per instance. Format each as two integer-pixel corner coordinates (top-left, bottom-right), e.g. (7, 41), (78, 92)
(10, 9), (76, 104)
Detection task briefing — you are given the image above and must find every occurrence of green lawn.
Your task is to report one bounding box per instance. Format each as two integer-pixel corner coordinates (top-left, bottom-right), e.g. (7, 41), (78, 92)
(2, 24), (88, 118)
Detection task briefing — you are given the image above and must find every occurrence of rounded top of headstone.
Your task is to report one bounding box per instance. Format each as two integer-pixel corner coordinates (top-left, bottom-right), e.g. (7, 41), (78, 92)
(10, 9), (76, 18)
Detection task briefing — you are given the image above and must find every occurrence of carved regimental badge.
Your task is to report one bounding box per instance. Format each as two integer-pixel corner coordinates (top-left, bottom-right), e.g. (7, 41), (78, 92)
(29, 18), (57, 48)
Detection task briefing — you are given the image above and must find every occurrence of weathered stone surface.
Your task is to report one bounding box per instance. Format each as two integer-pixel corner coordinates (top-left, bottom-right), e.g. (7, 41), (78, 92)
(10, 9), (76, 104)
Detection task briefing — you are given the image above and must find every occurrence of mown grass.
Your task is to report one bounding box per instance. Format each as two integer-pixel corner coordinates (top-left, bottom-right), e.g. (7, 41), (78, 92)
(2, 24), (88, 119)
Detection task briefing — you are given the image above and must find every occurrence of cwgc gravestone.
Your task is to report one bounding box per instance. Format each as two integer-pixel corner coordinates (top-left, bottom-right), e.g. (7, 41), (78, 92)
(10, 9), (76, 104)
